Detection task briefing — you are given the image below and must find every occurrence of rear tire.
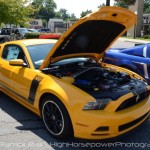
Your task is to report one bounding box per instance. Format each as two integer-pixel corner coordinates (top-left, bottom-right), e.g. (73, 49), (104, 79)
(41, 95), (73, 140)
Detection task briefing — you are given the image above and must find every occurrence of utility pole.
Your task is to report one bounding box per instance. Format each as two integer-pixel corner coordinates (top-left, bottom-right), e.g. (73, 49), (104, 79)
(106, 0), (110, 6)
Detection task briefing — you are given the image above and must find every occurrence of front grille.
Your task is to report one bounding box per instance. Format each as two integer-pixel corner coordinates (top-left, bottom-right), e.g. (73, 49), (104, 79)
(119, 111), (149, 132)
(116, 90), (150, 111)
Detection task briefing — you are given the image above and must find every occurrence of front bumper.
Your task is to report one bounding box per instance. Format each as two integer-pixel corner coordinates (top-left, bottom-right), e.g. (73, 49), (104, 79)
(73, 98), (150, 140)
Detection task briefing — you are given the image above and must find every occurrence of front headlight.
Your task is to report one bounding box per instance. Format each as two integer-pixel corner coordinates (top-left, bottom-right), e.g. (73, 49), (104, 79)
(83, 99), (111, 110)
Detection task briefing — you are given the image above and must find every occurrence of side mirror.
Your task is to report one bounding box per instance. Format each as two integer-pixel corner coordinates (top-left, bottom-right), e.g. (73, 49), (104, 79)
(9, 59), (27, 67)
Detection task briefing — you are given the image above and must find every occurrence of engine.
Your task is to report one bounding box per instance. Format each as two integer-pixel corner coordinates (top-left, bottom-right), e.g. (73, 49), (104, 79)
(43, 57), (147, 100)
(73, 67), (131, 91)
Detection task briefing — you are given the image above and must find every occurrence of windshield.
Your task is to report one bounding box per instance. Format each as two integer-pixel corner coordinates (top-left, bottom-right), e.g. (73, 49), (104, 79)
(19, 28), (28, 34)
(28, 29), (38, 33)
(27, 43), (54, 69)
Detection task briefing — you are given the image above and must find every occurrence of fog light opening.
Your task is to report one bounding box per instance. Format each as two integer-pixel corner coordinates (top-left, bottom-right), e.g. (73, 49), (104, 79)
(95, 126), (109, 132)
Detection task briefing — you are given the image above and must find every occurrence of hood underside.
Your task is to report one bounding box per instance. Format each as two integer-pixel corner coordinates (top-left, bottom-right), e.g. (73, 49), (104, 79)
(40, 6), (136, 70)
(52, 20), (125, 57)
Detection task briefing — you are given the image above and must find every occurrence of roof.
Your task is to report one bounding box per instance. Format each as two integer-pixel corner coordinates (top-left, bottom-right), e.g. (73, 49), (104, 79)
(14, 39), (57, 46)
(3, 39), (57, 46)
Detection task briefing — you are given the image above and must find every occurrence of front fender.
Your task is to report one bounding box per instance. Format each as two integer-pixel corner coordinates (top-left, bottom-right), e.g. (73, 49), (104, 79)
(101, 62), (145, 81)
(34, 75), (94, 115)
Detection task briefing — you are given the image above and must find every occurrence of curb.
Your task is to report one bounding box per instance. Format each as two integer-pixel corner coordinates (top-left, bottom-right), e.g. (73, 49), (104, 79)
(119, 37), (150, 44)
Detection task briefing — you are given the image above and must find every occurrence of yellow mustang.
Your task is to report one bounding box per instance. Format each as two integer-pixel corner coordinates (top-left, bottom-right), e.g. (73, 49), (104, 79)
(0, 7), (150, 140)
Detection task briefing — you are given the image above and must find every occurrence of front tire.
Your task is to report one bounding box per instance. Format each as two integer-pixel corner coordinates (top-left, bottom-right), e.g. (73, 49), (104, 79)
(41, 95), (73, 140)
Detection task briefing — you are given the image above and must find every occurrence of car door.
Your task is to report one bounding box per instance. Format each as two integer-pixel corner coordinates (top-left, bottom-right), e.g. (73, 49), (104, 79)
(0, 44), (36, 104)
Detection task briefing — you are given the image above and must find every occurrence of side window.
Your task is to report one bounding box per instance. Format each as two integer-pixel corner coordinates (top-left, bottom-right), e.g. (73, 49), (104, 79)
(2, 45), (25, 61)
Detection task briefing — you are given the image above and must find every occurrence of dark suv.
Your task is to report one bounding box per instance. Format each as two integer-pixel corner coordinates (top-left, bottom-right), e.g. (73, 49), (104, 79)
(38, 28), (50, 33)
(0, 28), (28, 43)
(1, 28), (28, 36)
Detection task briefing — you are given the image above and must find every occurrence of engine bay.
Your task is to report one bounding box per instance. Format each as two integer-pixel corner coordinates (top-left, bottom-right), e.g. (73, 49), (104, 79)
(42, 57), (147, 100)
(73, 67), (130, 91)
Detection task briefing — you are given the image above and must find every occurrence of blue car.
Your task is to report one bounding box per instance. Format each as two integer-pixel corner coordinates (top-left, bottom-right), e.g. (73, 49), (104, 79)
(102, 43), (150, 84)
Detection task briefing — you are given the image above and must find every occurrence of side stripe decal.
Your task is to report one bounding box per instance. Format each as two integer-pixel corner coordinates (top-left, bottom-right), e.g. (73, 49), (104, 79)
(0, 82), (31, 103)
(28, 75), (43, 103)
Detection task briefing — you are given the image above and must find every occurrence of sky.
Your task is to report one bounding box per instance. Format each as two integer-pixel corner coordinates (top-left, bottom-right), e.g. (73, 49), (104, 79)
(54, 0), (115, 18)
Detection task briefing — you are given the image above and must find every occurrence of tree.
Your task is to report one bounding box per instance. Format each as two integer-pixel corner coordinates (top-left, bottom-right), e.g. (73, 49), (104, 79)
(80, 10), (92, 18)
(114, 0), (150, 13)
(32, 0), (76, 21)
(55, 11), (62, 19)
(144, 0), (150, 13)
(0, 0), (10, 24)
(57, 8), (70, 20)
(98, 3), (106, 8)
(70, 13), (77, 19)
(115, 0), (136, 5)
(114, 1), (128, 8)
(114, 0), (136, 8)
(55, 9), (77, 20)
(0, 0), (35, 26)
(32, 0), (57, 22)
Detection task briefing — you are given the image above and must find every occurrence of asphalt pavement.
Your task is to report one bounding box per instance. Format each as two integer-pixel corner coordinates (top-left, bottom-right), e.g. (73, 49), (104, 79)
(112, 37), (150, 48)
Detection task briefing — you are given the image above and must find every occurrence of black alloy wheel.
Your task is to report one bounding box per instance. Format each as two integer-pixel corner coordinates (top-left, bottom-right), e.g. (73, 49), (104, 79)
(41, 95), (73, 139)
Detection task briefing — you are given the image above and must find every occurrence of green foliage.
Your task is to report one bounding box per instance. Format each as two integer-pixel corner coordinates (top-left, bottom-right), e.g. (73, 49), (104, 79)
(144, 0), (150, 13)
(70, 13), (76, 19)
(0, 0), (35, 26)
(114, 0), (136, 8)
(115, 0), (150, 13)
(142, 35), (150, 39)
(55, 11), (61, 18)
(55, 9), (77, 20)
(58, 8), (70, 20)
(114, 1), (128, 8)
(31, 0), (77, 21)
(0, 0), (9, 24)
(42, 19), (47, 28)
(24, 32), (40, 39)
(32, 0), (56, 21)
(98, 3), (106, 8)
(115, 0), (136, 5)
(80, 10), (92, 18)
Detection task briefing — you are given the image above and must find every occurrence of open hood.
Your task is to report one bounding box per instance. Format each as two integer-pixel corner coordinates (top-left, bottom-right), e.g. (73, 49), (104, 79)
(40, 6), (136, 70)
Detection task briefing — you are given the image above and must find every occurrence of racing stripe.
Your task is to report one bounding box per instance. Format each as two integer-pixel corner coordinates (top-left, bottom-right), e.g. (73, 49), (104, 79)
(28, 75), (43, 103)
(0, 82), (30, 103)
(143, 46), (147, 57)
(143, 46), (149, 79)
